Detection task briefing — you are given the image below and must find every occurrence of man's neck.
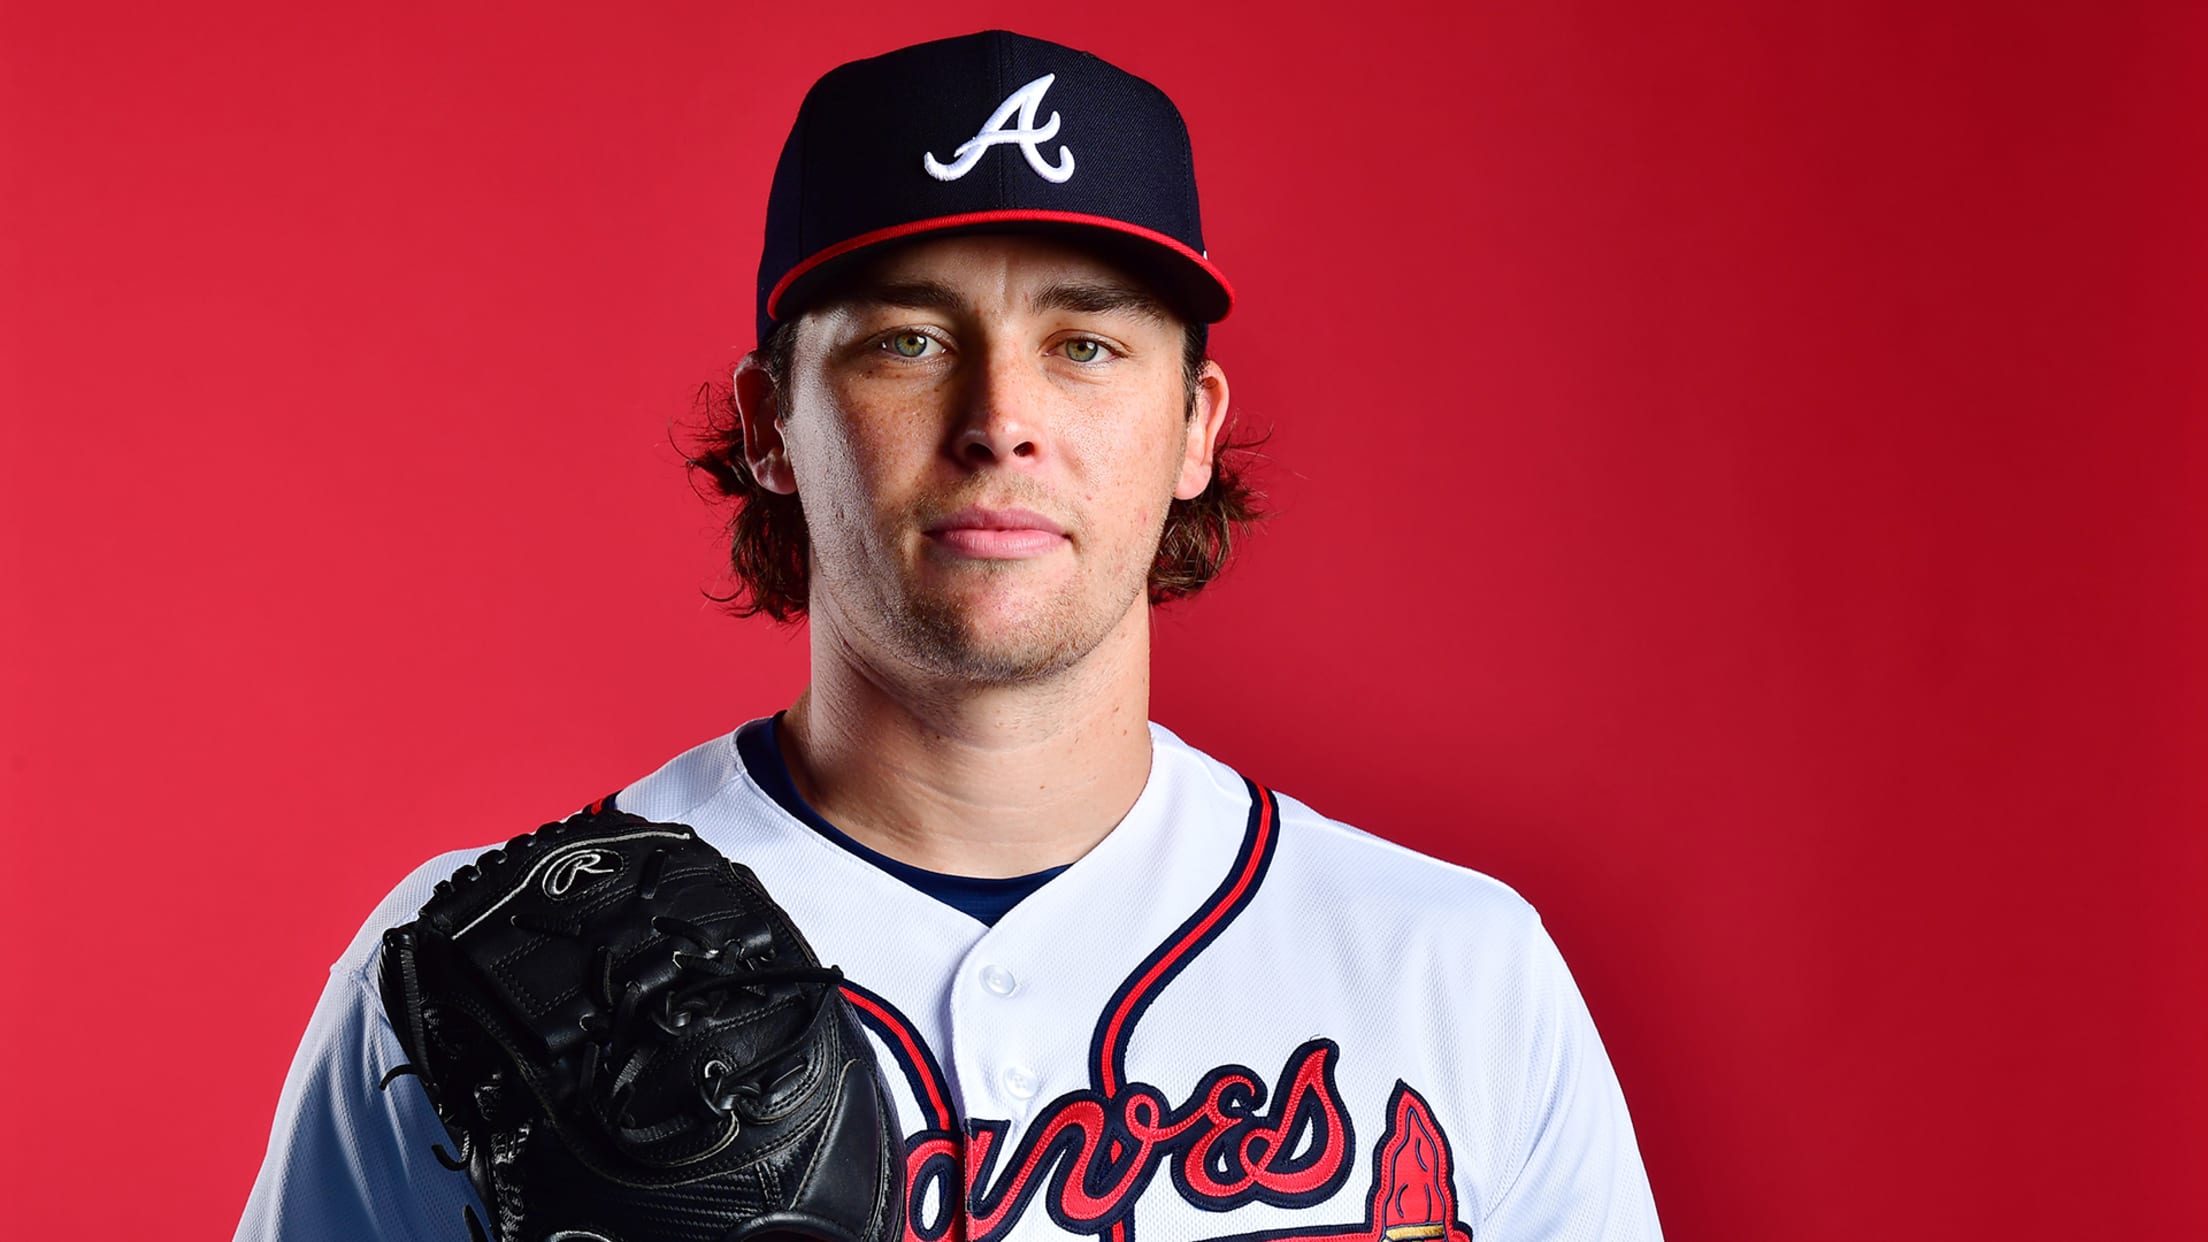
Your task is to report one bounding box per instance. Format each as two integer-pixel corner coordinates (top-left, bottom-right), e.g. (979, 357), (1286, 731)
(776, 604), (1155, 879)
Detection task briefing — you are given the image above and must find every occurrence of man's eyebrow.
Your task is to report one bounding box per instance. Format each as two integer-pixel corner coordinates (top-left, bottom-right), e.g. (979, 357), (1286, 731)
(844, 280), (966, 312)
(1030, 280), (1173, 323)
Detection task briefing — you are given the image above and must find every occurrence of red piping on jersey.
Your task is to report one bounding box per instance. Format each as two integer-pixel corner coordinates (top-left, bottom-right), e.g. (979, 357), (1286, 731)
(764, 210), (1236, 324)
(1093, 784), (1276, 1097)
(842, 983), (954, 1133)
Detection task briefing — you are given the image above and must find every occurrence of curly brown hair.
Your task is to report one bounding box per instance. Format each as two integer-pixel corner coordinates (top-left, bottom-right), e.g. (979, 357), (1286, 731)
(684, 320), (1266, 623)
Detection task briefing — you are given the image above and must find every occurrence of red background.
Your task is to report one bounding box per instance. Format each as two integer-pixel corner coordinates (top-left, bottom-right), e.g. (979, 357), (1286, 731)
(3, 2), (2202, 1237)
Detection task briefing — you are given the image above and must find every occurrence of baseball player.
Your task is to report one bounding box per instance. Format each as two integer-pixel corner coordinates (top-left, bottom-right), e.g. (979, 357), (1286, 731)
(238, 30), (1662, 1242)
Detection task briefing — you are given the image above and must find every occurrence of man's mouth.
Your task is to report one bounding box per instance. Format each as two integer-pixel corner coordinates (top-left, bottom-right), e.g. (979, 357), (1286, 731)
(923, 507), (1070, 559)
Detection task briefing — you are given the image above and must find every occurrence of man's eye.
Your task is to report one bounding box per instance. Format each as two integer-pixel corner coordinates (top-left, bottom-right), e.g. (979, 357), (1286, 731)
(1062, 338), (1109, 363)
(885, 332), (935, 358)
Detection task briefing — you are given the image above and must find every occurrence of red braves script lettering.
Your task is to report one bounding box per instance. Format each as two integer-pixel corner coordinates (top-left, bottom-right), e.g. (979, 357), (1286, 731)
(902, 1039), (1351, 1242)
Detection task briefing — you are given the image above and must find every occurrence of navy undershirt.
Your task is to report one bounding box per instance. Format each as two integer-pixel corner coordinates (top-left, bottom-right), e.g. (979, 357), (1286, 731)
(735, 715), (1068, 926)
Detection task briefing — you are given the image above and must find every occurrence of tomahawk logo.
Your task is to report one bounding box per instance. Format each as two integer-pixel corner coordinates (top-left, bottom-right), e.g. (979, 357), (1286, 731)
(542, 849), (619, 898)
(923, 73), (1076, 184)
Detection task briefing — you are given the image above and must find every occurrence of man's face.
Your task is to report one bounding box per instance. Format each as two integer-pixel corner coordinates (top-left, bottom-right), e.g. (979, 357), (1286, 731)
(743, 234), (1229, 684)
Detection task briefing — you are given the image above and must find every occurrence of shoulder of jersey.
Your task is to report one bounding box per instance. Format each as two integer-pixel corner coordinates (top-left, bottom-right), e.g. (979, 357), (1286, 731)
(1153, 723), (1546, 936)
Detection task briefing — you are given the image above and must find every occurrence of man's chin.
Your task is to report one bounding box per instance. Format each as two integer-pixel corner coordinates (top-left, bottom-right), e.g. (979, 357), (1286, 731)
(889, 587), (1109, 685)
(897, 611), (1086, 684)
(914, 638), (1087, 685)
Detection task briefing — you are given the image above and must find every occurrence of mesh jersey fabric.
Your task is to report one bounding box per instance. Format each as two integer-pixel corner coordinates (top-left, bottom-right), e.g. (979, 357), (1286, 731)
(236, 720), (1661, 1242)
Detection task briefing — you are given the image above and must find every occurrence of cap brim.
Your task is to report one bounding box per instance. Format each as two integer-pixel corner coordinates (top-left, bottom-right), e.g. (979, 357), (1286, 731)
(765, 210), (1234, 331)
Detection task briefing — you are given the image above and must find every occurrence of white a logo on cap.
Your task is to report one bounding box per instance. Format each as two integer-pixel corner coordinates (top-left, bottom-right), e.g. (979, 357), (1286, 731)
(923, 73), (1076, 184)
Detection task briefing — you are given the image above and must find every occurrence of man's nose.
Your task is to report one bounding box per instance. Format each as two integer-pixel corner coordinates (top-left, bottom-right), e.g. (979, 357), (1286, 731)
(949, 346), (1044, 467)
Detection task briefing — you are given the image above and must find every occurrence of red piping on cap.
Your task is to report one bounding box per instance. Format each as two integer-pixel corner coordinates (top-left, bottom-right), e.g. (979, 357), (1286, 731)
(765, 209), (1235, 323)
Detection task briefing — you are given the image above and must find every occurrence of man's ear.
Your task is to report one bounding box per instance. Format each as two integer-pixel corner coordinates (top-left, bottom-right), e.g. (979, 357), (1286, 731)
(733, 352), (797, 495)
(1174, 358), (1232, 501)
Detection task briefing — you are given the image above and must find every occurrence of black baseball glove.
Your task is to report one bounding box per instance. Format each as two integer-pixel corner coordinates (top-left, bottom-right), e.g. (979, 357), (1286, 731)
(377, 806), (905, 1242)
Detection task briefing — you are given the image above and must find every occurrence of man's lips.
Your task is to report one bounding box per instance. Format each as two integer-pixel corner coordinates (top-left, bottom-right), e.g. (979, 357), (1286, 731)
(923, 507), (1069, 559)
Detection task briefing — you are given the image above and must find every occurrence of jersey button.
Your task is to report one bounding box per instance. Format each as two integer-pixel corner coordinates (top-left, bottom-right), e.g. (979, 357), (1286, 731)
(1001, 1064), (1039, 1100)
(980, 965), (1017, 996)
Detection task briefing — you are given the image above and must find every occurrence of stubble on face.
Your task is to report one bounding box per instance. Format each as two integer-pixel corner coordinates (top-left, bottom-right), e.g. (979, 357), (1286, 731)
(886, 486), (1169, 687)
(801, 431), (1178, 689)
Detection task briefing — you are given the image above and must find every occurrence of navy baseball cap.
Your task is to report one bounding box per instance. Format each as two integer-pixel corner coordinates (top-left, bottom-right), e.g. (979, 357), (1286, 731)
(755, 30), (1234, 344)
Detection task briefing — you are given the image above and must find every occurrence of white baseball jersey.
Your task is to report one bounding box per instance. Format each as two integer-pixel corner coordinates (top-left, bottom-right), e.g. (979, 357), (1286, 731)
(238, 720), (1661, 1241)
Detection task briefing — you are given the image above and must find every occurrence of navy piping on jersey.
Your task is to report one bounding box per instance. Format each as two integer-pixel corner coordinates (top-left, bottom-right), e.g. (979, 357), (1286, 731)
(735, 714), (1068, 926)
